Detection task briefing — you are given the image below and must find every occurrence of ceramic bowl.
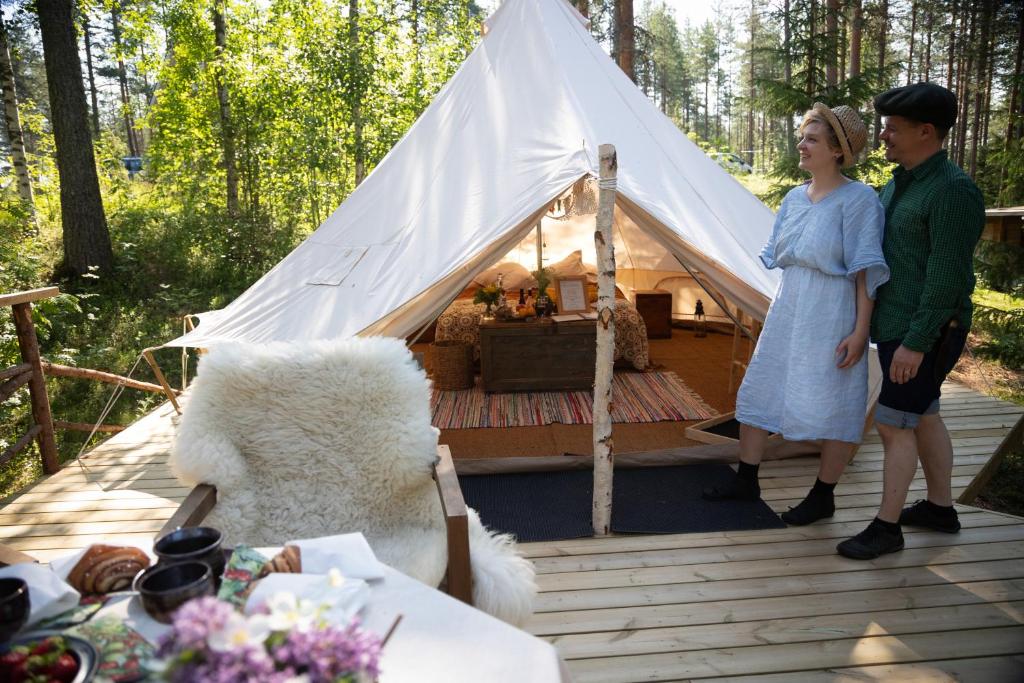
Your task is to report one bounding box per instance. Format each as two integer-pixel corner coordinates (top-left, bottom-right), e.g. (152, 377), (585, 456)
(0, 578), (29, 642)
(154, 526), (226, 585)
(137, 561), (215, 624)
(0, 630), (98, 682)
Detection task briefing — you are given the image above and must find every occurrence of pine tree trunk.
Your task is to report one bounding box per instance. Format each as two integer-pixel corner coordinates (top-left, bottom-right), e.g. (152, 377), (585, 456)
(848, 0), (862, 79)
(592, 144), (617, 537)
(784, 0), (794, 155)
(211, 2), (240, 216)
(36, 0), (112, 276)
(873, 0), (889, 148)
(348, 0), (365, 186)
(968, 0), (992, 177)
(110, 6), (139, 157)
(616, 0), (635, 82)
(906, 1), (917, 86)
(0, 12), (35, 220)
(1005, 10), (1023, 146)
(747, 0), (755, 167)
(807, 0), (817, 95)
(826, 0), (839, 88)
(82, 14), (99, 135)
(923, 5), (933, 81)
(955, 2), (977, 167)
(946, 0), (959, 89)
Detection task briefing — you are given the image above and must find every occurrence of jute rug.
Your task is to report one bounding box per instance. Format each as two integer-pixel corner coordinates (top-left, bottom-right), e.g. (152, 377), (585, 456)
(431, 371), (716, 429)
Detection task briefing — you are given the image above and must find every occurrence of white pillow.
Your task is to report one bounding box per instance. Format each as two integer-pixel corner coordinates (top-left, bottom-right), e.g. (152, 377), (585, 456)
(472, 262), (534, 291)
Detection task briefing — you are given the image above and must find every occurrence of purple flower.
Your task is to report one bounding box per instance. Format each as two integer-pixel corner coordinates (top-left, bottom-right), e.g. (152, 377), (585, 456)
(153, 595), (382, 683)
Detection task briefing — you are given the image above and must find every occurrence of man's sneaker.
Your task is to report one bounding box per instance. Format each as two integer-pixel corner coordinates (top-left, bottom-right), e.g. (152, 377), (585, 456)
(836, 519), (904, 560)
(899, 499), (961, 533)
(780, 491), (835, 525)
(702, 475), (760, 501)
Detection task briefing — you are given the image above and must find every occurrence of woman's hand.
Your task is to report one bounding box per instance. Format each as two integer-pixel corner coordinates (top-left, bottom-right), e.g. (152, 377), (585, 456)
(835, 332), (867, 369)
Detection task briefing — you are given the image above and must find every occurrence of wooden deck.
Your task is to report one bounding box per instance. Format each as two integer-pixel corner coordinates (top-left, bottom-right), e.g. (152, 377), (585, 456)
(2, 382), (1023, 680)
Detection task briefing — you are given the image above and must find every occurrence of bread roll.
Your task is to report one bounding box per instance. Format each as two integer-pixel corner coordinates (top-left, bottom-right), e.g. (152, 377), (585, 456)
(257, 545), (301, 577)
(68, 545), (151, 594)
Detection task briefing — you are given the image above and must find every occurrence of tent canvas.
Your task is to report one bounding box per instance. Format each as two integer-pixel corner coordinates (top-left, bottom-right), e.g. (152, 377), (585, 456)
(164, 0), (782, 351)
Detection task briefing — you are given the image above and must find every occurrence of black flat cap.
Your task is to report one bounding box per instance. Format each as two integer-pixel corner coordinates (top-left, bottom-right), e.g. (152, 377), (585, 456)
(874, 82), (958, 130)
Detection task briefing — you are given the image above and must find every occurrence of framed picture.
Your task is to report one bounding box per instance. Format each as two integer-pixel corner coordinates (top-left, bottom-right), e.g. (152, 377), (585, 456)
(555, 276), (588, 314)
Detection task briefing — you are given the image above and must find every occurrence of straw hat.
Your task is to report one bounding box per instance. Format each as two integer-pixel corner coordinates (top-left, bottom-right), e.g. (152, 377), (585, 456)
(811, 103), (868, 168)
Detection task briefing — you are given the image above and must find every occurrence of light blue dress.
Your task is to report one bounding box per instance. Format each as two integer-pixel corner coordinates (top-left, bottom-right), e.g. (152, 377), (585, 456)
(736, 180), (889, 443)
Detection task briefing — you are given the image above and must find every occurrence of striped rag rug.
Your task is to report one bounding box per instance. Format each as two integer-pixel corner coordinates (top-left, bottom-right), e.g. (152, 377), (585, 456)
(431, 371), (717, 430)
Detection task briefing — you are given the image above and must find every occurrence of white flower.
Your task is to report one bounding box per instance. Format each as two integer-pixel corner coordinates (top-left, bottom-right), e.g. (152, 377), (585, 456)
(327, 568), (346, 587)
(207, 612), (271, 653)
(266, 591), (320, 632)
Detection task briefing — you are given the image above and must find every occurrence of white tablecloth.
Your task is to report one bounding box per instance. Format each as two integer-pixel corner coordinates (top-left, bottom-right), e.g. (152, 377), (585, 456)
(95, 554), (570, 683)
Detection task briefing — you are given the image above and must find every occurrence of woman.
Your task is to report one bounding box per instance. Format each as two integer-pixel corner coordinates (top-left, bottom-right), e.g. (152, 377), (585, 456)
(704, 103), (889, 526)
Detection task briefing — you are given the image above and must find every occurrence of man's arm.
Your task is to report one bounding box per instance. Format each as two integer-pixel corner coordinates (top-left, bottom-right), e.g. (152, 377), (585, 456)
(901, 178), (985, 353)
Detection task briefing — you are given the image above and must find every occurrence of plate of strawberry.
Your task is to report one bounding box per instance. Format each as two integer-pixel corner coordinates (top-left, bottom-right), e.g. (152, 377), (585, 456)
(0, 631), (98, 682)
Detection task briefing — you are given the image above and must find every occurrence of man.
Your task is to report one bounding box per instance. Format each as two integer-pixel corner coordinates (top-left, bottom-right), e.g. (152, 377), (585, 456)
(836, 82), (985, 560)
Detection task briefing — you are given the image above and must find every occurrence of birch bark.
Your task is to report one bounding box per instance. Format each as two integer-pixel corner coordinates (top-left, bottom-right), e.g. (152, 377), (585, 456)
(592, 144), (617, 536)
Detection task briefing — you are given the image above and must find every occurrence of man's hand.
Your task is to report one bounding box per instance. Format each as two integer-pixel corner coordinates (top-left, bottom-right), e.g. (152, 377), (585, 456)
(835, 333), (867, 369)
(890, 344), (925, 384)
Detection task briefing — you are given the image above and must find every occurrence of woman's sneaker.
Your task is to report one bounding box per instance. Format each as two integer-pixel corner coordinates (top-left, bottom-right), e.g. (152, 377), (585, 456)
(780, 490), (835, 525)
(899, 499), (961, 533)
(836, 518), (904, 560)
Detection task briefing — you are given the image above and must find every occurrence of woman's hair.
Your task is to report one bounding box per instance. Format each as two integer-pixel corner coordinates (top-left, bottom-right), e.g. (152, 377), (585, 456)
(798, 111), (843, 158)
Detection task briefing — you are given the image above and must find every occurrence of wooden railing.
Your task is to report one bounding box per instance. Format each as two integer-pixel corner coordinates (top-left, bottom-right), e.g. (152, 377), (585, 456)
(2, 287), (181, 475)
(1, 288), (60, 473)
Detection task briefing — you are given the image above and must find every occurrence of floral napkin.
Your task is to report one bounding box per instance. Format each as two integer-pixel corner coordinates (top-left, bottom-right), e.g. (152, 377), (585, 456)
(216, 545), (269, 608)
(68, 615), (155, 682)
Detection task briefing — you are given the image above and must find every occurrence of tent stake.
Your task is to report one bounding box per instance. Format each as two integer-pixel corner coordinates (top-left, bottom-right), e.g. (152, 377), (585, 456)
(592, 144), (617, 536)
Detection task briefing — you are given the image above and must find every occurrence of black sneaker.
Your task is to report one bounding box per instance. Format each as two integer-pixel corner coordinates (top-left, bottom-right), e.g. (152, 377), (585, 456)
(702, 475), (760, 501)
(836, 519), (904, 560)
(899, 499), (961, 533)
(780, 491), (835, 526)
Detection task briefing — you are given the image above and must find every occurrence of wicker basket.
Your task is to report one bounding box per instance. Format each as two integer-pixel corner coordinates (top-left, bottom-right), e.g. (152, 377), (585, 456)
(428, 340), (474, 390)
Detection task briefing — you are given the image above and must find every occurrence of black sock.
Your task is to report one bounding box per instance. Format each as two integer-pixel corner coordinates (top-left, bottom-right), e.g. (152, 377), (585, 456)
(811, 478), (836, 496)
(873, 517), (900, 533)
(737, 461), (760, 481)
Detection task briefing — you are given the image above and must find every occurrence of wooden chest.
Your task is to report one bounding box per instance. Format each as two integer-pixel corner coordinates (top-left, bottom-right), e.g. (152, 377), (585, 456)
(479, 320), (596, 392)
(634, 289), (672, 339)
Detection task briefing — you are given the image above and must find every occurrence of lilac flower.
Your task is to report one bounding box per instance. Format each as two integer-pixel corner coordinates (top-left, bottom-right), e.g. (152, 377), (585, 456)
(153, 594), (382, 683)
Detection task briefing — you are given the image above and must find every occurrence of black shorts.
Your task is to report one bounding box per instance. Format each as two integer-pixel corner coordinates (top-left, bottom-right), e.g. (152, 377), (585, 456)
(876, 321), (968, 425)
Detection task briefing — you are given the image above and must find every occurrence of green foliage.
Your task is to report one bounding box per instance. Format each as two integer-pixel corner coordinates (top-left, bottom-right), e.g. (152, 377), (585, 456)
(972, 304), (1024, 370)
(974, 241), (1024, 296)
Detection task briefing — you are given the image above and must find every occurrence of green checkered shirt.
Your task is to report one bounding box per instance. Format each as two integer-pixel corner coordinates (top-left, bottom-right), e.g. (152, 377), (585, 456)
(870, 150), (985, 352)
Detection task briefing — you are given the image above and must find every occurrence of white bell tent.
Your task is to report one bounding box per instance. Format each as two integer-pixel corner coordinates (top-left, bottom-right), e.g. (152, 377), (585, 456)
(164, 0), (782, 351)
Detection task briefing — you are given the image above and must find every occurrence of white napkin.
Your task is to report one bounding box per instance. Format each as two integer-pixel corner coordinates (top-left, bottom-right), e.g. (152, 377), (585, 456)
(244, 572), (370, 626)
(286, 533), (386, 581)
(0, 563), (80, 628)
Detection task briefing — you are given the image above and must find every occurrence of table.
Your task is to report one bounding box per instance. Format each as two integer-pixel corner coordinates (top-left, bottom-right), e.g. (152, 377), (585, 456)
(95, 558), (570, 683)
(479, 319), (596, 392)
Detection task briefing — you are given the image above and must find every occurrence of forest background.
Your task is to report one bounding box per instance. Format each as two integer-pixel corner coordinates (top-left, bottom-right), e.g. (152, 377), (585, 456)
(1, 0), (1022, 507)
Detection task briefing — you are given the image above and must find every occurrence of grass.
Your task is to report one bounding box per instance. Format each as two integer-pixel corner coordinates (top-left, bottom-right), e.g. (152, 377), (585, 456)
(973, 287), (1024, 311)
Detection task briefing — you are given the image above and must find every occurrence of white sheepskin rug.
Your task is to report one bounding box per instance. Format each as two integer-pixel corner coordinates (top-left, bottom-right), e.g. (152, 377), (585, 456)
(170, 337), (536, 626)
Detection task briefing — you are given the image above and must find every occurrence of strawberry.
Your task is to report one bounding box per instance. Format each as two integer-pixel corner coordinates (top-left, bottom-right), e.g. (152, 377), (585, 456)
(0, 650), (27, 683)
(43, 653), (78, 682)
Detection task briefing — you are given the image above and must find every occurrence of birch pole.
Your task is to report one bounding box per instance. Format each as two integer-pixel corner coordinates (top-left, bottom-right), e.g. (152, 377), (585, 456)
(592, 144), (617, 535)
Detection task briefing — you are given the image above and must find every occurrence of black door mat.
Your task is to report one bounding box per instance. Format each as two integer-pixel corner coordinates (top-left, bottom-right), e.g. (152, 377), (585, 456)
(458, 463), (786, 543)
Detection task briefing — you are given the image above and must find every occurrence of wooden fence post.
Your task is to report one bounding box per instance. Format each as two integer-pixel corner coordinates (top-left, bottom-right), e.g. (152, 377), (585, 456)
(9, 294), (59, 473)
(592, 144), (617, 536)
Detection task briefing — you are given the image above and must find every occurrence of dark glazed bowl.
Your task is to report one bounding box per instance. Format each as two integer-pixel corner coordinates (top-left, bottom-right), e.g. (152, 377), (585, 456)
(154, 526), (226, 585)
(0, 630), (98, 682)
(137, 561), (215, 624)
(0, 578), (29, 642)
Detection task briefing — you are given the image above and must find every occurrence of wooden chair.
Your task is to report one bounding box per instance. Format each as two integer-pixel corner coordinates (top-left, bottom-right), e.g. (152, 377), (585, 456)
(0, 543), (36, 567)
(159, 445), (473, 605)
